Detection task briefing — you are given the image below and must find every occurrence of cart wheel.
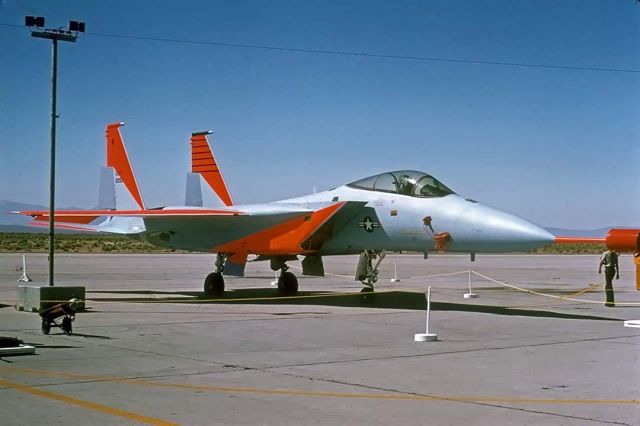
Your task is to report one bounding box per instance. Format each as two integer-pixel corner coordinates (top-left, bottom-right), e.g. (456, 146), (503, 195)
(61, 317), (73, 335)
(41, 319), (51, 335)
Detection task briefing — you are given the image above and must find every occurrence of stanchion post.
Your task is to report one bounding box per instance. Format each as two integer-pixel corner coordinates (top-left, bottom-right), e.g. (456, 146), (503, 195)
(390, 262), (400, 282)
(17, 255), (33, 282)
(415, 286), (438, 342)
(464, 269), (478, 298)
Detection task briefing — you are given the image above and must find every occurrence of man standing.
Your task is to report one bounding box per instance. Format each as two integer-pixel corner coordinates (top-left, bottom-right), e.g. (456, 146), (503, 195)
(599, 249), (620, 307)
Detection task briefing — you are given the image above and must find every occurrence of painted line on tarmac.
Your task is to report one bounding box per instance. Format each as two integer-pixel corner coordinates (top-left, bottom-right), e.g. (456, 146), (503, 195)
(0, 377), (178, 426)
(1, 366), (637, 406)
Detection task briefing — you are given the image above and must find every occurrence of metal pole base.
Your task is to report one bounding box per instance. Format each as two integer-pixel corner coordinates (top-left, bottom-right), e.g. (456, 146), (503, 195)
(624, 320), (640, 328)
(414, 333), (438, 342)
(17, 255), (32, 282)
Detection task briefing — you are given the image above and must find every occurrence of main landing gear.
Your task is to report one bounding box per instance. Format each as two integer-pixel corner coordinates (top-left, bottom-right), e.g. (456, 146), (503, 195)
(271, 257), (299, 296)
(277, 266), (299, 296)
(204, 253), (226, 296)
(356, 250), (386, 300)
(203, 254), (300, 297)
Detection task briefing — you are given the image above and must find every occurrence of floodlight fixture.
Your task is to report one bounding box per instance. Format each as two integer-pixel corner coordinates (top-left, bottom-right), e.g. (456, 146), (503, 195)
(25, 16), (45, 27)
(69, 20), (85, 33)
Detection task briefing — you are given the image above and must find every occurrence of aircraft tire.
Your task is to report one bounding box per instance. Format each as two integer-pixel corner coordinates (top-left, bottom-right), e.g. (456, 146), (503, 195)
(277, 271), (298, 296)
(204, 272), (225, 296)
(41, 319), (51, 335)
(360, 287), (376, 303)
(62, 317), (73, 335)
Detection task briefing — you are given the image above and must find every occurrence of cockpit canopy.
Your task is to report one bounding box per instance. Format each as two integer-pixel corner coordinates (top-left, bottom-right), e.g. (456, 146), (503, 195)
(347, 170), (455, 198)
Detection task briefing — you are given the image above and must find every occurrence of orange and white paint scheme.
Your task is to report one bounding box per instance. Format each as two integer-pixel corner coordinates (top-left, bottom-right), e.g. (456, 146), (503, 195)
(23, 122), (625, 297)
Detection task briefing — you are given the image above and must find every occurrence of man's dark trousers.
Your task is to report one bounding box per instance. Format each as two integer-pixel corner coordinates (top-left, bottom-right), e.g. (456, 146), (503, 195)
(604, 267), (616, 307)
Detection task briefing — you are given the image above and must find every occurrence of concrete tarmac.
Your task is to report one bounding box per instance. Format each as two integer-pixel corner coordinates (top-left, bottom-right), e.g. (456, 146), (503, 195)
(0, 253), (638, 425)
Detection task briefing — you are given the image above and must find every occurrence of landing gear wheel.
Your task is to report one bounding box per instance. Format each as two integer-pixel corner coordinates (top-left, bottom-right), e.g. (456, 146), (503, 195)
(360, 287), (376, 303)
(277, 271), (299, 296)
(41, 319), (51, 335)
(204, 272), (225, 296)
(61, 317), (73, 335)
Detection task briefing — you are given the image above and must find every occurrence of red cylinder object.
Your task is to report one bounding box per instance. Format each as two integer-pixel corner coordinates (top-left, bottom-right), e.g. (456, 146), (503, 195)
(605, 229), (640, 253)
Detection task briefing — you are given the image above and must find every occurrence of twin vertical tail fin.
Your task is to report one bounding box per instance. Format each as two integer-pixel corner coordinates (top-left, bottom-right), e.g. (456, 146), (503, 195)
(184, 172), (203, 207)
(105, 122), (145, 210)
(190, 131), (234, 207)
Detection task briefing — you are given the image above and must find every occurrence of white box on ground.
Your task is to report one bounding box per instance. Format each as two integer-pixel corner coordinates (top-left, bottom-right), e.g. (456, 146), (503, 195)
(624, 320), (640, 328)
(0, 345), (36, 356)
(16, 285), (85, 312)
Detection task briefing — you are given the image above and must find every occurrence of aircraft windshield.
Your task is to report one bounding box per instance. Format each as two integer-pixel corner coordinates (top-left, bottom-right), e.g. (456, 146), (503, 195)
(347, 170), (455, 198)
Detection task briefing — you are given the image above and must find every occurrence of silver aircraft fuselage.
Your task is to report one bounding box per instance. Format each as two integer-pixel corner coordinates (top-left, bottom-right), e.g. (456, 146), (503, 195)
(278, 184), (554, 255)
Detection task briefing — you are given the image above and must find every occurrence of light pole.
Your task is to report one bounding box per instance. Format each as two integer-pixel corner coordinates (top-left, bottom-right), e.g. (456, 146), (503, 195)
(25, 16), (85, 287)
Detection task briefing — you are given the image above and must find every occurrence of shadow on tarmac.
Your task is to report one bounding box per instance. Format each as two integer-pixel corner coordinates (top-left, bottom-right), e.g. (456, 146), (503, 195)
(28, 343), (83, 349)
(90, 289), (621, 322)
(70, 332), (112, 339)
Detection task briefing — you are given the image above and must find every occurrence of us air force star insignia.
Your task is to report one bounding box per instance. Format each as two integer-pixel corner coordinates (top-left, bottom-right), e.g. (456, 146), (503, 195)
(358, 216), (380, 233)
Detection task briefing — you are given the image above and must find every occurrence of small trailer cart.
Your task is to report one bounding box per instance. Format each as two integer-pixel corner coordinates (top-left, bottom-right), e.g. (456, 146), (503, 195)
(39, 298), (81, 335)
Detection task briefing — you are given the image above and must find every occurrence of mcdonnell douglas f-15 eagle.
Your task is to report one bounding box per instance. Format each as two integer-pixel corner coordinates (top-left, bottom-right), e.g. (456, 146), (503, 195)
(19, 122), (555, 296)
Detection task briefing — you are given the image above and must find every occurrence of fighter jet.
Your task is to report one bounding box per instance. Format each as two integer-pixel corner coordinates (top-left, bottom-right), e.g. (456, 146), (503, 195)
(19, 123), (555, 296)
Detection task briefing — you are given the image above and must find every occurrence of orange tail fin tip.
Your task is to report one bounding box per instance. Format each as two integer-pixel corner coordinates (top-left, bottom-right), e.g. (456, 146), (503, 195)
(190, 131), (234, 207)
(105, 122), (145, 210)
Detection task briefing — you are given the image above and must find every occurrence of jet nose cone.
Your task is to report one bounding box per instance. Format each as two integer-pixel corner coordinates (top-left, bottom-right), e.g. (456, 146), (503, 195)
(493, 213), (555, 248)
(456, 204), (554, 252)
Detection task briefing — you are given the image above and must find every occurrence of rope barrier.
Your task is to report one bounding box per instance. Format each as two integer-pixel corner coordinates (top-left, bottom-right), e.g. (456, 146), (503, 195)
(404, 270), (470, 280)
(7, 267), (639, 306)
(470, 270), (640, 307)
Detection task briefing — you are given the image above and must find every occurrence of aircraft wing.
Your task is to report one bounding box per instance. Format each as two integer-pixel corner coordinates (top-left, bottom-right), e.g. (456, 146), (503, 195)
(144, 202), (366, 254)
(16, 202), (368, 254)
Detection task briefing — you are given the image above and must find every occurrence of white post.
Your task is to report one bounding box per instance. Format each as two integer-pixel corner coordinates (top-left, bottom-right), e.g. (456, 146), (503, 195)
(390, 262), (400, 282)
(270, 271), (278, 286)
(17, 255), (32, 282)
(464, 269), (477, 298)
(425, 286), (431, 334)
(415, 286), (438, 342)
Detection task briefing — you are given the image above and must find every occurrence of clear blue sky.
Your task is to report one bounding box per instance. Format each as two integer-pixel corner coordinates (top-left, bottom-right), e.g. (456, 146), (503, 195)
(1, 0), (638, 229)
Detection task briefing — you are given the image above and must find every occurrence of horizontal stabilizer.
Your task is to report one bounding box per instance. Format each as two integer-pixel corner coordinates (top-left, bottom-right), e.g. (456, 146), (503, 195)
(19, 208), (243, 219)
(27, 221), (101, 233)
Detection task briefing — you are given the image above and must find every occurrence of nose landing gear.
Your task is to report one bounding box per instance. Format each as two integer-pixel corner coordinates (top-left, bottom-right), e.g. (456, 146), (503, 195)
(356, 250), (386, 299)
